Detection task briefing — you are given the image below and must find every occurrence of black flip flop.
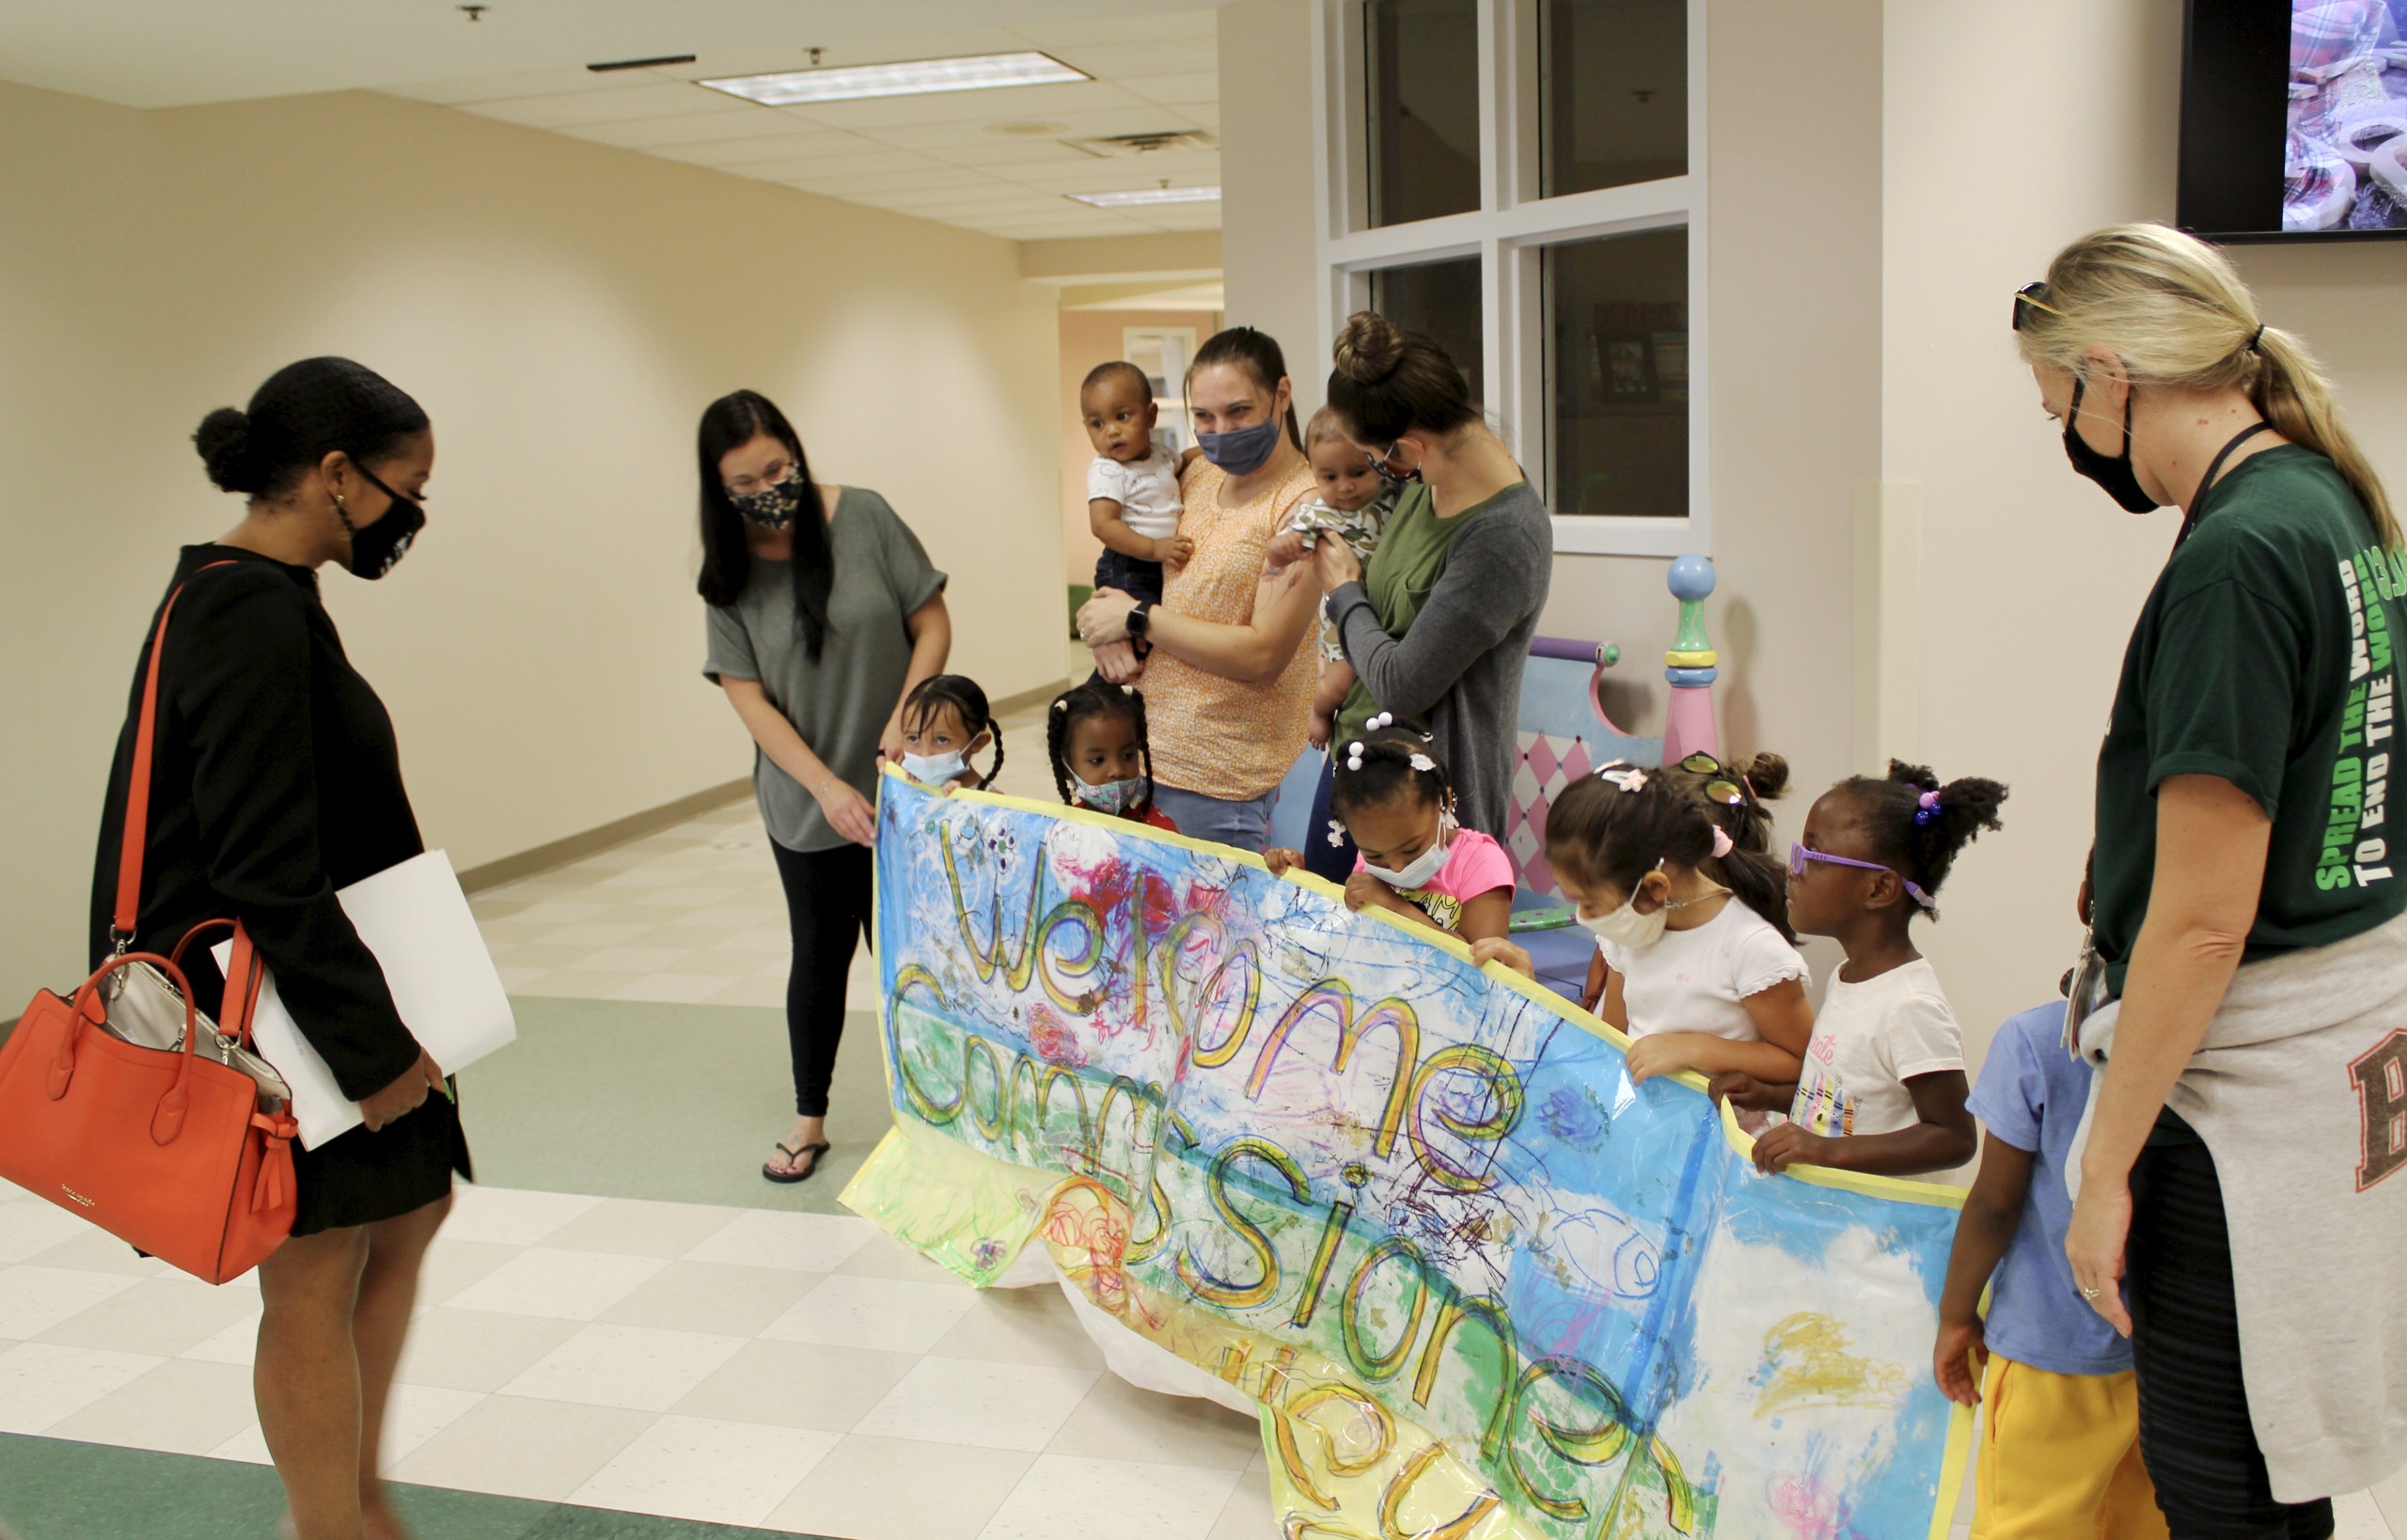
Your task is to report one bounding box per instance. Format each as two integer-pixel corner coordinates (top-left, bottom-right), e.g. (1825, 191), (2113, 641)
(762, 1140), (831, 1184)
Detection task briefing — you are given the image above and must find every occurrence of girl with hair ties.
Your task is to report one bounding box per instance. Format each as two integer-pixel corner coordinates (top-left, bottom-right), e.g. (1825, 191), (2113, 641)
(94, 357), (458, 1540)
(2016, 223), (2405, 1537)
(1309, 312), (1552, 868)
(695, 390), (951, 1185)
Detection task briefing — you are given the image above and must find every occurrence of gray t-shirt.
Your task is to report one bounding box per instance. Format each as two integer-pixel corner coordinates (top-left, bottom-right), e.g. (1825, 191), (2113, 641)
(702, 487), (946, 853)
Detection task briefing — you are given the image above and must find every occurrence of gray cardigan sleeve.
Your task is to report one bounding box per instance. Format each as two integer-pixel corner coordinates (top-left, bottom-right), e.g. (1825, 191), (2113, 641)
(1333, 511), (1550, 718)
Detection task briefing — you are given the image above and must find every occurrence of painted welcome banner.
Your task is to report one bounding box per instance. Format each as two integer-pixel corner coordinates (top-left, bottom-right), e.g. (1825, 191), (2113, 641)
(842, 774), (1971, 1539)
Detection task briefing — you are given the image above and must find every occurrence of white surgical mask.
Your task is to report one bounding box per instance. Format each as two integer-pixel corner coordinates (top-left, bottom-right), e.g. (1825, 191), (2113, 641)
(1072, 777), (1144, 815)
(903, 750), (968, 786)
(1578, 863), (1724, 952)
(1581, 889), (1669, 951)
(1364, 834), (1448, 892)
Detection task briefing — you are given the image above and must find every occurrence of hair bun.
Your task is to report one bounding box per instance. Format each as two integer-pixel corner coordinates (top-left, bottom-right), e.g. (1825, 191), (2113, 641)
(1731, 752), (1789, 801)
(1331, 311), (1407, 386)
(193, 407), (259, 494)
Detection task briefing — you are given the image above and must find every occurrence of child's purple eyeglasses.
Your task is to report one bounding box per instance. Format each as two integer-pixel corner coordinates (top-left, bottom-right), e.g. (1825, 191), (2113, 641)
(1788, 842), (1936, 912)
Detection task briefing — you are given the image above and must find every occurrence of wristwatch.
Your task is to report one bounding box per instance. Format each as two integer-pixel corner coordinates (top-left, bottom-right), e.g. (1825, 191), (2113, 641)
(1126, 601), (1153, 642)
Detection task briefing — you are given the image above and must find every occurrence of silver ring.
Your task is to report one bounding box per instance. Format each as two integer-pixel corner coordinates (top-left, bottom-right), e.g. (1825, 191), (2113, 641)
(2079, 1285), (2101, 1300)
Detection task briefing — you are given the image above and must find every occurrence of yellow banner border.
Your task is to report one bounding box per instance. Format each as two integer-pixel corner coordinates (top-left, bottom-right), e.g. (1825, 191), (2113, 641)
(873, 764), (1976, 1536)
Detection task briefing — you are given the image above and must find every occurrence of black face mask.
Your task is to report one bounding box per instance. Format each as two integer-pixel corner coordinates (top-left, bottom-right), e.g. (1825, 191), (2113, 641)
(341, 464), (426, 580)
(2063, 375), (2159, 514)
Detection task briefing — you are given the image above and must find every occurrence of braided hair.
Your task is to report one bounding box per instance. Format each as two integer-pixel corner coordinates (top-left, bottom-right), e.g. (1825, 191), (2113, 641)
(1543, 752), (1798, 940)
(1832, 761), (2007, 916)
(1329, 723), (1452, 825)
(901, 674), (1004, 791)
(1046, 680), (1155, 811)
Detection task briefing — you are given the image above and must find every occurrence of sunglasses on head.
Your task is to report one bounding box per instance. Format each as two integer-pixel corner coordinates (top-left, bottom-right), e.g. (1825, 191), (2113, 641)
(2011, 281), (2064, 333)
(1787, 842), (1937, 912)
(1676, 751), (1747, 809)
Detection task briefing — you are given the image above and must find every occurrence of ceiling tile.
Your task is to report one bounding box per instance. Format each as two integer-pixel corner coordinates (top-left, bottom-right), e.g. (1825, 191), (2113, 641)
(1120, 71), (1219, 107)
(1177, 102), (1221, 132)
(1043, 40), (1218, 82)
(727, 149), (940, 182)
(845, 188), (1063, 216)
(461, 82), (740, 129)
(780, 166), (1004, 197)
(561, 107), (814, 150)
(915, 140), (1104, 171)
(385, 69), (635, 107)
(1131, 203), (1225, 231)
(651, 130), (888, 168)
(1014, 10), (1220, 49)
(984, 156), (1220, 194)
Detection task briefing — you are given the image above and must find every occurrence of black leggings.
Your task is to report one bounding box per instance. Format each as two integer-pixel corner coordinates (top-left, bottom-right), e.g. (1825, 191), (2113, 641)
(2127, 1138), (2336, 1540)
(769, 841), (873, 1119)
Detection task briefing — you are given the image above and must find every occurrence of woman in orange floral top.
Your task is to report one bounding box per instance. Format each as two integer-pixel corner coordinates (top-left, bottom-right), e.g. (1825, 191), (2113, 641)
(1076, 327), (1321, 852)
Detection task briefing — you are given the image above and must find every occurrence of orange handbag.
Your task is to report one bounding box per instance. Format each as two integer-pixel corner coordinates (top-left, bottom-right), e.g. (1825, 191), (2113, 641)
(0, 568), (300, 1282)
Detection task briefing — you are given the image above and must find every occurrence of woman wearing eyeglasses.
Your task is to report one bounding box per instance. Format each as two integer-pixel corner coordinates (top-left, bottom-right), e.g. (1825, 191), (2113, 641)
(2017, 226), (2406, 1536)
(1307, 311), (1552, 880)
(696, 390), (950, 1185)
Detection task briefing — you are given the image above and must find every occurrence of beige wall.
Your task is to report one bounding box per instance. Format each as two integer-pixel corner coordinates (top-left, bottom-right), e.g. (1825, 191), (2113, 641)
(1057, 307), (1221, 591)
(1217, 0), (1326, 423)
(1881, 0), (2407, 1076)
(0, 81), (1064, 1007)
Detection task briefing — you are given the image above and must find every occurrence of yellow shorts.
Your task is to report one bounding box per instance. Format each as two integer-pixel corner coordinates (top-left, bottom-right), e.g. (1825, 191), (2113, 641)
(1973, 1354), (2167, 1540)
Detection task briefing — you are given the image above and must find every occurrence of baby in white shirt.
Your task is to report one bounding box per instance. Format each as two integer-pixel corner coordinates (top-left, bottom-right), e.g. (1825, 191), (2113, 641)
(1080, 360), (1191, 680)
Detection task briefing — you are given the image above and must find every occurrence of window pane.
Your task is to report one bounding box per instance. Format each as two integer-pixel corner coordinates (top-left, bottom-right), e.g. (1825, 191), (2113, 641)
(1365, 0), (1481, 227)
(1541, 0), (1687, 197)
(1369, 256), (1484, 413)
(1546, 228), (1687, 517)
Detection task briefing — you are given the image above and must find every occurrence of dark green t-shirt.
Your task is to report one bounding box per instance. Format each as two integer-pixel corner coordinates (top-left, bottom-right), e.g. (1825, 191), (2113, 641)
(2093, 446), (2406, 991)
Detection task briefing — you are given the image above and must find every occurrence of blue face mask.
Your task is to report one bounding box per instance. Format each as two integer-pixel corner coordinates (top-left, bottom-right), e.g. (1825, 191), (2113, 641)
(903, 750), (968, 786)
(1196, 417), (1282, 477)
(1071, 777), (1144, 816)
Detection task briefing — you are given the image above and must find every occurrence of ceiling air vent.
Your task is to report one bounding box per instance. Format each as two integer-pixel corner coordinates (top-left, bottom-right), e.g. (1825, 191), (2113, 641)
(1067, 130), (1218, 158)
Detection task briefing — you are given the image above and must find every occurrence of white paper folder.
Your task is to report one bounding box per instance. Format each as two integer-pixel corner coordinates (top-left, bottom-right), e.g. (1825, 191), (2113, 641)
(214, 849), (516, 1149)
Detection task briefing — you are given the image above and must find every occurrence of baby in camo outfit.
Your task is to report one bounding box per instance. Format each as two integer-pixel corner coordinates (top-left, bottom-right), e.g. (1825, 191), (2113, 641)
(1265, 406), (1400, 747)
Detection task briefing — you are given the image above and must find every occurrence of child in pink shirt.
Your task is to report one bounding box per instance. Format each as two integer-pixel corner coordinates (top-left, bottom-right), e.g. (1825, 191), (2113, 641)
(1266, 722), (1514, 943)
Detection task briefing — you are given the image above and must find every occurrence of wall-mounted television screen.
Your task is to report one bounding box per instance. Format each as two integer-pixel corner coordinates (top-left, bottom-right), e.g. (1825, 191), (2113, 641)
(2179, 0), (2407, 240)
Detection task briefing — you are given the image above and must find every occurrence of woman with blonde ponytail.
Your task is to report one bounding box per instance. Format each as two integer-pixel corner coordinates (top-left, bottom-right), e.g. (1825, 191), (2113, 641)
(2014, 224), (2406, 1535)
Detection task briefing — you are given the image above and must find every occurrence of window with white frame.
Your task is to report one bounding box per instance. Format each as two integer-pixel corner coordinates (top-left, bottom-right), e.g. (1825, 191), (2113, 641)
(1314, 0), (1703, 556)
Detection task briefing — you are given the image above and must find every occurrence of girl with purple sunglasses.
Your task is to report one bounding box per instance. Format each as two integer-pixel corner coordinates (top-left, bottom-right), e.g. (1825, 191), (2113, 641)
(1717, 760), (2006, 1178)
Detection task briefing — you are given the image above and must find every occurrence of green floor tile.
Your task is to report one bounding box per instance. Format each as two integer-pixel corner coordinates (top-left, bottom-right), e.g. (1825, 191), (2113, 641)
(0, 1435), (831, 1540)
(459, 998), (893, 1214)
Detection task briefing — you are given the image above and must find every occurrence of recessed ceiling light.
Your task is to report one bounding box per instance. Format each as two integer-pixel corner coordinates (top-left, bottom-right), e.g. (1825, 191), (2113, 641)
(700, 52), (1089, 107)
(1067, 185), (1223, 208)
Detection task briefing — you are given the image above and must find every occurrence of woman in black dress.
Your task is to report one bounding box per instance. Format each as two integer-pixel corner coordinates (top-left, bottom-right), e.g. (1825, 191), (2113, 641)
(90, 357), (463, 1540)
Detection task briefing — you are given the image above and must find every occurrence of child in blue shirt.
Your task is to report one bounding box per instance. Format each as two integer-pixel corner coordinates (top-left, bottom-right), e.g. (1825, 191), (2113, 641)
(1934, 1002), (2167, 1538)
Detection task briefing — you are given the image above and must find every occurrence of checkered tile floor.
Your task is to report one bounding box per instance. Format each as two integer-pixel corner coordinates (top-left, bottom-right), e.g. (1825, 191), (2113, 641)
(10, 680), (2401, 1539)
(0, 1185), (1273, 1538)
(469, 699), (1062, 1010)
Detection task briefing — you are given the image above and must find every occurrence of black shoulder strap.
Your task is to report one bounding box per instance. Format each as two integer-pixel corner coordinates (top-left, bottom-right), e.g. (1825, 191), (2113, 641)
(2174, 422), (2275, 552)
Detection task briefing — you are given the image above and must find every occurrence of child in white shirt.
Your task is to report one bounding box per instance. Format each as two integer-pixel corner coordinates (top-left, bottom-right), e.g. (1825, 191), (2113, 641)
(1079, 360), (1191, 681)
(1477, 753), (1814, 1092)
(1716, 761), (2006, 1177)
